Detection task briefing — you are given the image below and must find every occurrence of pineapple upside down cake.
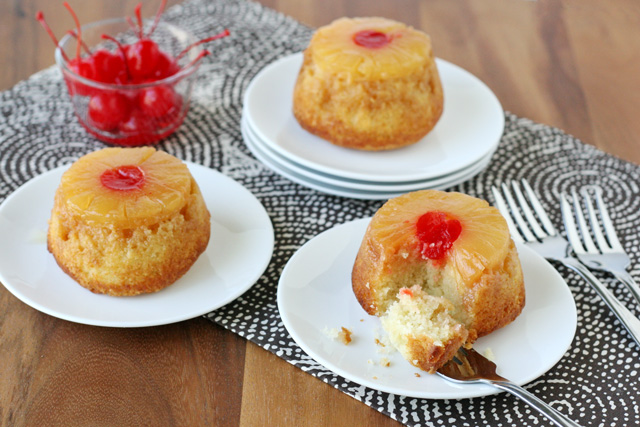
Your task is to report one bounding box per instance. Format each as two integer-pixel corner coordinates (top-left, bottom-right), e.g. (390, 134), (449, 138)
(352, 190), (525, 373)
(47, 147), (211, 296)
(292, 17), (444, 151)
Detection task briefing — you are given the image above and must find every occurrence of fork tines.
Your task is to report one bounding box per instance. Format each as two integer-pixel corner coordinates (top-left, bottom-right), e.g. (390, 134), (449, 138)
(491, 179), (556, 244)
(560, 186), (625, 255)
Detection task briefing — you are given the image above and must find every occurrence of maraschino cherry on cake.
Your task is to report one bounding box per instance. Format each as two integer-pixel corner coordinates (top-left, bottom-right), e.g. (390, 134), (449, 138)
(352, 190), (525, 372)
(293, 17), (444, 151)
(47, 147), (210, 296)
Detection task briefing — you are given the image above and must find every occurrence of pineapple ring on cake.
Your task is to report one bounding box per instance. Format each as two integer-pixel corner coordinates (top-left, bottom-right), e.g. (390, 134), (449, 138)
(47, 147), (211, 296)
(292, 17), (444, 151)
(352, 189), (525, 369)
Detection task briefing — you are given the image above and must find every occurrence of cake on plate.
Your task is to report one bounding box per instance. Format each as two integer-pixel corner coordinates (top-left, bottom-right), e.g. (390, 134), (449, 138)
(292, 17), (444, 151)
(47, 147), (211, 296)
(352, 189), (524, 372)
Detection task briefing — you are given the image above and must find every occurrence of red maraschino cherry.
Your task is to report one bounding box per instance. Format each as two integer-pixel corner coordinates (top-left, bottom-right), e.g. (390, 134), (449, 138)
(126, 38), (161, 80)
(152, 51), (180, 79)
(100, 165), (145, 191)
(416, 211), (462, 260)
(119, 110), (154, 135)
(139, 85), (180, 118)
(100, 34), (132, 84)
(89, 49), (127, 83)
(88, 92), (131, 131)
(353, 30), (391, 48)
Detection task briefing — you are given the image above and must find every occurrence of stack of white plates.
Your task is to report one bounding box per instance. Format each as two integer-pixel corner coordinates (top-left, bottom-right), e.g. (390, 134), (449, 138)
(242, 53), (505, 200)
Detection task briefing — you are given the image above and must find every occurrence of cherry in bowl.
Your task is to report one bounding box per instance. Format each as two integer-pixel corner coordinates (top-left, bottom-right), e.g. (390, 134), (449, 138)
(54, 18), (211, 146)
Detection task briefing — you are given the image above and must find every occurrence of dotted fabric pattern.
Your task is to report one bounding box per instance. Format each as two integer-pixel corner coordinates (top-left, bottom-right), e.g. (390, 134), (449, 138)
(1, 0), (640, 425)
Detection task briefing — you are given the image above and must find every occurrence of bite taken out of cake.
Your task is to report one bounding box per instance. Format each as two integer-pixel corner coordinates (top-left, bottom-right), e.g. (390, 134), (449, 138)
(47, 147), (211, 296)
(381, 285), (468, 374)
(292, 17), (444, 151)
(352, 189), (525, 373)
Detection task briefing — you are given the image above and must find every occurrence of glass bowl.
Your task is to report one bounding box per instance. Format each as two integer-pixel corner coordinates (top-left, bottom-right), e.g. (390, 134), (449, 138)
(55, 18), (202, 146)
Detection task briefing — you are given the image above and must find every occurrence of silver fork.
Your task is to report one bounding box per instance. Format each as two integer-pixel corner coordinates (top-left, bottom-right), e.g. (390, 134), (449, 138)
(560, 186), (640, 307)
(492, 179), (640, 348)
(438, 348), (581, 427)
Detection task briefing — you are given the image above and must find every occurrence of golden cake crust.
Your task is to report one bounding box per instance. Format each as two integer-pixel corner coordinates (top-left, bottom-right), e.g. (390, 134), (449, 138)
(352, 190), (525, 344)
(405, 333), (467, 374)
(292, 17), (444, 151)
(47, 148), (211, 296)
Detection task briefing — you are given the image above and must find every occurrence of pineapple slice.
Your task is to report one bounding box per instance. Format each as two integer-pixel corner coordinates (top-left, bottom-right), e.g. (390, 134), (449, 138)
(367, 190), (512, 286)
(308, 17), (434, 80)
(59, 147), (191, 228)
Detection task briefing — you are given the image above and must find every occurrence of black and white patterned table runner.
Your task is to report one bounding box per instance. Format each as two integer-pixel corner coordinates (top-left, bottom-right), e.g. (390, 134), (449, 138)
(1, 1), (639, 425)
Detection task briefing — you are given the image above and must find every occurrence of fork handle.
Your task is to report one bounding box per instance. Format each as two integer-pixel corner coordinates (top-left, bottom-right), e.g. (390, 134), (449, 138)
(612, 270), (640, 309)
(562, 257), (640, 348)
(488, 380), (581, 427)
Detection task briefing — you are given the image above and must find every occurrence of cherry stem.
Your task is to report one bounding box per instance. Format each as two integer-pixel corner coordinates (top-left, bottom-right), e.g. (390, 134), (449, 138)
(134, 3), (144, 39)
(125, 15), (138, 34)
(35, 11), (70, 62)
(183, 50), (210, 69)
(63, 2), (82, 61)
(67, 30), (92, 55)
(147, 0), (167, 38)
(175, 29), (230, 61)
(101, 34), (132, 82)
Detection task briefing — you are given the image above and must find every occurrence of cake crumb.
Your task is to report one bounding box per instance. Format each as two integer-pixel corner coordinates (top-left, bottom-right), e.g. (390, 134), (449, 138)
(380, 357), (391, 367)
(367, 359), (374, 365)
(339, 327), (352, 344)
(373, 328), (396, 355)
(323, 326), (353, 345)
(414, 373), (421, 378)
(322, 326), (339, 340)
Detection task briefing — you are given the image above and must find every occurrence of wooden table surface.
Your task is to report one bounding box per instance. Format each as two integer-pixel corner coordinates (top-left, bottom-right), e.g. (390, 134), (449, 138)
(1, 0), (639, 425)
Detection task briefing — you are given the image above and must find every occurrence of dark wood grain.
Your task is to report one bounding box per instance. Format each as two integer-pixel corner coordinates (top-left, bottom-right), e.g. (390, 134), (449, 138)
(1, 0), (639, 425)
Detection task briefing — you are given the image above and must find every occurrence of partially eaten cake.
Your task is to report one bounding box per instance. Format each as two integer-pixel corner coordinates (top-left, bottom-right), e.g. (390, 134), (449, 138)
(352, 189), (525, 372)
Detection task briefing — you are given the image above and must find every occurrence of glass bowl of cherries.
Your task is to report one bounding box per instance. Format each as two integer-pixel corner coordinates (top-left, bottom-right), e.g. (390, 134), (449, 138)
(39, 2), (228, 146)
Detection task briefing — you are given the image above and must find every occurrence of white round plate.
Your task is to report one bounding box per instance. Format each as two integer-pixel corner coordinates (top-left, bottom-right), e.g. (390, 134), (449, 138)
(244, 53), (504, 183)
(243, 118), (408, 199)
(0, 163), (274, 327)
(277, 218), (577, 399)
(242, 115), (495, 192)
(242, 121), (487, 200)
